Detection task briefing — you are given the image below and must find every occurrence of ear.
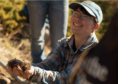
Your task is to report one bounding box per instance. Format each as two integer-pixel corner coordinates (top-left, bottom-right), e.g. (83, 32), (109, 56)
(93, 24), (99, 30)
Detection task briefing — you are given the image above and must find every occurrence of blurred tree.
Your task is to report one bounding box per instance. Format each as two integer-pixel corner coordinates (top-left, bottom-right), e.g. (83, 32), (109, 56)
(0, 0), (27, 39)
(0, 0), (118, 41)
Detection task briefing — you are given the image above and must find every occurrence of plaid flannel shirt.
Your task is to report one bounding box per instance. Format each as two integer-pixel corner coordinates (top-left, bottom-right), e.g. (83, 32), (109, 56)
(30, 32), (98, 84)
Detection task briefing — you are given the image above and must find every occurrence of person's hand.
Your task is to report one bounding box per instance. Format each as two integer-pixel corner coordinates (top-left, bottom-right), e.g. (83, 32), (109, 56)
(7, 59), (34, 79)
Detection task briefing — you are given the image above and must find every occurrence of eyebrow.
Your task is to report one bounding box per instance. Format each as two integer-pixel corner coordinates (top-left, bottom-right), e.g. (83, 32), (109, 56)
(75, 10), (87, 15)
(75, 9), (82, 13)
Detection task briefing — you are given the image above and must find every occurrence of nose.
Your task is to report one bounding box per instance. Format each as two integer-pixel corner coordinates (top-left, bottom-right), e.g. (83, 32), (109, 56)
(75, 16), (82, 22)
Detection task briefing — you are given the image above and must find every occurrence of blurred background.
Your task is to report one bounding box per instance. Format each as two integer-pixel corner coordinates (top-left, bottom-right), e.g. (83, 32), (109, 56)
(0, 0), (118, 59)
(0, 0), (118, 41)
(0, 0), (118, 84)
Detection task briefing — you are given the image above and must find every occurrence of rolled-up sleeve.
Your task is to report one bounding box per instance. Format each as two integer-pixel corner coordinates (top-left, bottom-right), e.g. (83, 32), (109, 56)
(30, 63), (75, 84)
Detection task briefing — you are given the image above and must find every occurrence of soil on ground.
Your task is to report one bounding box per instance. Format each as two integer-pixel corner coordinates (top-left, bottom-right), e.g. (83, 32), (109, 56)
(0, 37), (51, 84)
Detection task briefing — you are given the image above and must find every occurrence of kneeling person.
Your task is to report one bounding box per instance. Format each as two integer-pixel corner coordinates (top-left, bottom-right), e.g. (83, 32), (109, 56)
(7, 1), (103, 84)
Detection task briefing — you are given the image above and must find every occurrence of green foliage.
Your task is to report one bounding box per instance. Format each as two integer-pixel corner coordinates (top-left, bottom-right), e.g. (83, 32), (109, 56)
(95, 1), (118, 40)
(67, 1), (118, 41)
(0, 0), (26, 35)
(1, 0), (118, 41)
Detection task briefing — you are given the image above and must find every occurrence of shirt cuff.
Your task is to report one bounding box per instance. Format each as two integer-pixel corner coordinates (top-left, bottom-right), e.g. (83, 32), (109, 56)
(27, 66), (43, 82)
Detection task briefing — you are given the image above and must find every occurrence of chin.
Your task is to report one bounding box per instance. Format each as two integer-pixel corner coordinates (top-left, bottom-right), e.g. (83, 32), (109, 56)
(71, 28), (80, 33)
(72, 30), (80, 34)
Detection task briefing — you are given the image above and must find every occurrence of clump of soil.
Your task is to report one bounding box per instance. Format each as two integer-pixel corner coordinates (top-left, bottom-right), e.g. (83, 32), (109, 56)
(8, 59), (31, 72)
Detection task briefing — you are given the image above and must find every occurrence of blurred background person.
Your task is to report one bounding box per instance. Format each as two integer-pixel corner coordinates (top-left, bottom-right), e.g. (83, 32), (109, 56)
(27, 0), (69, 63)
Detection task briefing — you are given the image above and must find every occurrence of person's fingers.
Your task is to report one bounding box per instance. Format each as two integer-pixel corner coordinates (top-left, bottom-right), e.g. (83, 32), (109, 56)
(17, 66), (22, 71)
(18, 66), (34, 79)
(19, 70), (27, 79)
(8, 67), (13, 73)
(12, 67), (25, 79)
(16, 67), (28, 79)
(25, 66), (34, 79)
(7, 64), (13, 73)
(7, 59), (33, 79)
(12, 67), (19, 75)
(28, 66), (34, 75)
(24, 70), (31, 79)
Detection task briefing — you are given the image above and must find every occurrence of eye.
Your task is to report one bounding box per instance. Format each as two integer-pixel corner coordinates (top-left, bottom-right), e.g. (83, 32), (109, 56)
(83, 14), (89, 18)
(72, 12), (79, 17)
(75, 12), (78, 15)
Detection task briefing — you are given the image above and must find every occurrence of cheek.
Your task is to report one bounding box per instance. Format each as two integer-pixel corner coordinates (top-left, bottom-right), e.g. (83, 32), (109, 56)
(85, 20), (94, 27)
(70, 17), (74, 26)
(84, 21), (95, 31)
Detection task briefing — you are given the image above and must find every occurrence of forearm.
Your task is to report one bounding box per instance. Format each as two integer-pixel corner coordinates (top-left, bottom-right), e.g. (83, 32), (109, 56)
(29, 66), (68, 84)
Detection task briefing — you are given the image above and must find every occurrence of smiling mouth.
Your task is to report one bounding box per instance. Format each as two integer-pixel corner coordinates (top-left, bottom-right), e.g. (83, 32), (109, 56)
(73, 23), (81, 27)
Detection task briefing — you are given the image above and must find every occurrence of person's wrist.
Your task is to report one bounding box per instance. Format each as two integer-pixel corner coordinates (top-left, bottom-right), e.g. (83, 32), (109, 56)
(27, 66), (34, 81)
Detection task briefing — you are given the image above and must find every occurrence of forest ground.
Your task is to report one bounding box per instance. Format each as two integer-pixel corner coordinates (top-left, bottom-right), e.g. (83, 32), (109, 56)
(0, 30), (51, 84)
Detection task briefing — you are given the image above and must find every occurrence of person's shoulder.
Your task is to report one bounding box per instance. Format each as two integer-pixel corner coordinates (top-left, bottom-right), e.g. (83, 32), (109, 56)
(55, 36), (71, 48)
(58, 36), (71, 43)
(52, 37), (71, 49)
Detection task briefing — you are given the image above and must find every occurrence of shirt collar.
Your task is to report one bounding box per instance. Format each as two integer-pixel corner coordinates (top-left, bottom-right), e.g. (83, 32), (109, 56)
(79, 32), (98, 51)
(65, 32), (98, 52)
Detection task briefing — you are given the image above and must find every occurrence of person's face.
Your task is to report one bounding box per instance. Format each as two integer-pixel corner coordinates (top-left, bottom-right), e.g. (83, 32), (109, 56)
(70, 7), (98, 36)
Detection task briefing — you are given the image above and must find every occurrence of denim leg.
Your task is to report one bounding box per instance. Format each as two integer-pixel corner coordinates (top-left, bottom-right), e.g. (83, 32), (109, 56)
(48, 0), (69, 48)
(27, 1), (47, 63)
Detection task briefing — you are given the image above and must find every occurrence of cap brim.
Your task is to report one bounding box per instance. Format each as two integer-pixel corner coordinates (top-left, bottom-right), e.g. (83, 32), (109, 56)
(69, 3), (95, 17)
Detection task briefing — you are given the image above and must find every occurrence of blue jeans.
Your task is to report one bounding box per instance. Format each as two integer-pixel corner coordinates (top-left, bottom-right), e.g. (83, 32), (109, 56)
(27, 0), (69, 63)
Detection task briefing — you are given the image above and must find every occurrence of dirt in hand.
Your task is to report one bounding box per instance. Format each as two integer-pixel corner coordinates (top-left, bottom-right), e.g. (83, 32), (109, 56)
(8, 59), (31, 72)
